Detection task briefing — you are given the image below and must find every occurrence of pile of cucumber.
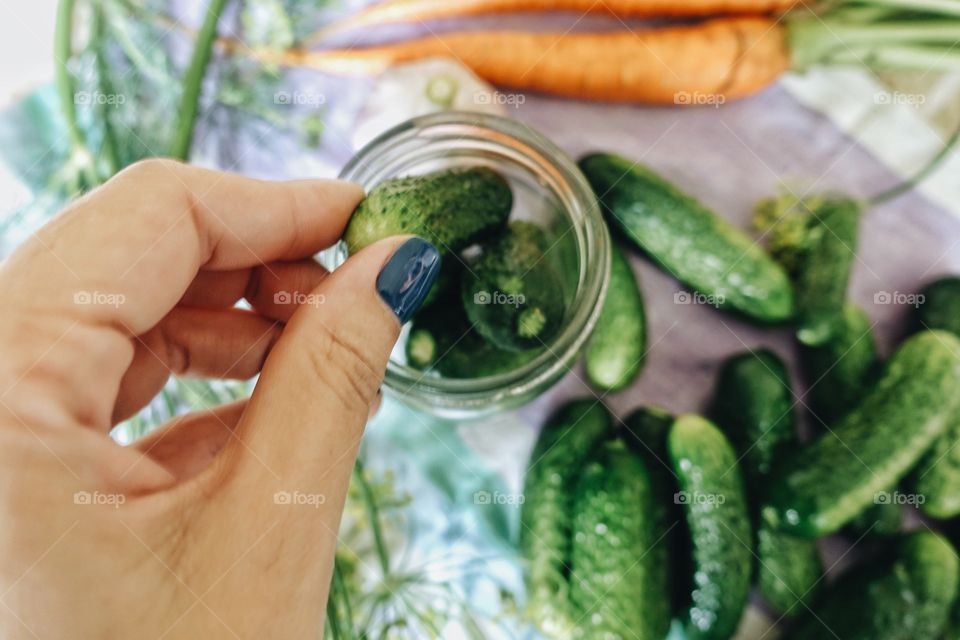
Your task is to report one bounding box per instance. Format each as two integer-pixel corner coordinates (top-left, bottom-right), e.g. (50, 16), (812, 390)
(343, 152), (960, 638)
(517, 152), (960, 639)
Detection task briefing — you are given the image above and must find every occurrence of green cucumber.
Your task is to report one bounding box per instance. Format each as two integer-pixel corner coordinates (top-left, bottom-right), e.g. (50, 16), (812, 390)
(763, 330), (960, 538)
(461, 221), (565, 351)
(521, 400), (612, 637)
(833, 319), (900, 538)
(623, 407), (686, 614)
(793, 198), (861, 346)
(584, 242), (647, 391)
(578, 153), (794, 323)
(405, 295), (542, 378)
(708, 350), (822, 616)
(756, 526), (822, 616)
(668, 415), (752, 640)
(915, 276), (960, 335)
(802, 304), (879, 425)
(344, 166), (511, 254)
(570, 439), (671, 640)
(911, 420), (960, 519)
(909, 276), (960, 519)
(784, 531), (959, 640)
(709, 349), (795, 483)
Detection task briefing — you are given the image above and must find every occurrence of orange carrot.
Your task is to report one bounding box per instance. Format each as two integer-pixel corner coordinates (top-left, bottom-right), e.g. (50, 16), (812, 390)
(325, 0), (798, 34)
(279, 16), (789, 104)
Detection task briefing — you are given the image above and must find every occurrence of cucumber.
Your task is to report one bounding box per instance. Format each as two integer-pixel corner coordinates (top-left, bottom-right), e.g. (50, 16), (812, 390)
(578, 153), (794, 323)
(911, 421), (960, 519)
(792, 198), (861, 346)
(623, 407), (687, 614)
(709, 349), (795, 483)
(909, 276), (960, 519)
(763, 330), (960, 538)
(521, 400), (612, 637)
(461, 221), (565, 351)
(668, 415), (752, 640)
(344, 166), (511, 255)
(784, 531), (959, 640)
(804, 305), (899, 538)
(915, 276), (960, 335)
(708, 350), (822, 616)
(802, 304), (879, 425)
(584, 242), (647, 391)
(756, 526), (822, 616)
(405, 295), (542, 378)
(570, 439), (671, 640)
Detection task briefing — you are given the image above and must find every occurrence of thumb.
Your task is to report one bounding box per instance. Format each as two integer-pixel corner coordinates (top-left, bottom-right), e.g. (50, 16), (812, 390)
(222, 236), (440, 495)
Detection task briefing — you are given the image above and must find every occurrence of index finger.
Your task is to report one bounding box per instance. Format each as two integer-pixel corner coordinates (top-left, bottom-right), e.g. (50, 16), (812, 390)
(1, 159), (363, 335)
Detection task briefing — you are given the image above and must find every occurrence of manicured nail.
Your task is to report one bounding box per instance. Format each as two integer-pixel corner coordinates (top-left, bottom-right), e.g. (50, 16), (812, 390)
(376, 238), (441, 323)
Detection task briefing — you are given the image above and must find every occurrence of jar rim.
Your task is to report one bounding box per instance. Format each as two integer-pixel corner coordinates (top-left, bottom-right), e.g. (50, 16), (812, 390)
(339, 111), (610, 413)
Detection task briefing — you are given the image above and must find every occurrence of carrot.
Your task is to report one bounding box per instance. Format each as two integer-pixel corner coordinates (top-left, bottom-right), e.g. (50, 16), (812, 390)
(281, 16), (789, 104)
(325, 0), (798, 34)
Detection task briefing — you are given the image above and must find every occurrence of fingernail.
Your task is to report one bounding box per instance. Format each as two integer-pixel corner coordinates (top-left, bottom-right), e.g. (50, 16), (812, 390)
(376, 238), (441, 323)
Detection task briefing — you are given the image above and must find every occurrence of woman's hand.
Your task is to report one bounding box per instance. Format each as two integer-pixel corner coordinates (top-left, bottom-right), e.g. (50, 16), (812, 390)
(0, 159), (439, 639)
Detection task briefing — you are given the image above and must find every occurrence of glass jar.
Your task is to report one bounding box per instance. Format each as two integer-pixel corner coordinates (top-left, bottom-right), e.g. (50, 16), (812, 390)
(336, 112), (610, 418)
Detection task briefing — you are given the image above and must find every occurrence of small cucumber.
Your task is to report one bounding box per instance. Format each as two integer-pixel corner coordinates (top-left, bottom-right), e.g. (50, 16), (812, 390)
(579, 153), (794, 323)
(405, 296), (542, 378)
(832, 319), (900, 538)
(461, 221), (565, 351)
(344, 166), (511, 254)
(914, 276), (960, 335)
(570, 439), (671, 640)
(521, 400), (612, 637)
(668, 415), (752, 640)
(763, 330), (960, 538)
(911, 422), (960, 520)
(909, 276), (960, 519)
(756, 526), (822, 616)
(709, 349), (795, 483)
(792, 198), (861, 346)
(784, 531), (959, 640)
(708, 350), (822, 616)
(623, 407), (686, 614)
(802, 304), (879, 425)
(584, 242), (647, 391)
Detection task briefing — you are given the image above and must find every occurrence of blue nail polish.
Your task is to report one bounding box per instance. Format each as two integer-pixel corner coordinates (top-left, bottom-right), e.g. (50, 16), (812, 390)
(376, 238), (442, 323)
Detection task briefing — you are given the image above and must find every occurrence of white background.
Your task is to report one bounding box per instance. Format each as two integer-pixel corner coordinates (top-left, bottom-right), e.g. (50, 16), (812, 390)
(0, 3), (57, 108)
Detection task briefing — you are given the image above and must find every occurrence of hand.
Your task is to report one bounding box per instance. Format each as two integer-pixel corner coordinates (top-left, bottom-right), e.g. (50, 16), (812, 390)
(0, 160), (440, 639)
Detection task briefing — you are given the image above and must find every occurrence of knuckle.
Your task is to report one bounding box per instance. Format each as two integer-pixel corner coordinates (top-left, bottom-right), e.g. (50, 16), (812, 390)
(118, 158), (184, 185)
(307, 324), (382, 413)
